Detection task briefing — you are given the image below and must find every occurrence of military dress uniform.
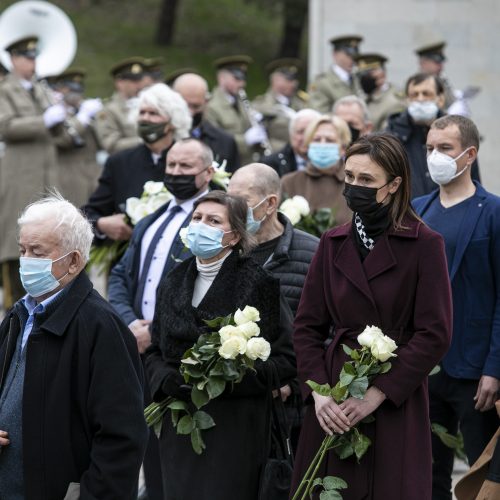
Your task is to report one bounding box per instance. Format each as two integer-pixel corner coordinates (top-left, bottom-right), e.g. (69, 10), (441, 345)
(309, 35), (363, 113)
(0, 38), (64, 307)
(94, 58), (145, 154)
(47, 68), (102, 207)
(252, 58), (308, 152)
(355, 53), (405, 131)
(205, 56), (255, 163)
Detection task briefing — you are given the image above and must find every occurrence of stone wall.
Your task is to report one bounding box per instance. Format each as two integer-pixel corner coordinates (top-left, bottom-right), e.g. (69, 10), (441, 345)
(309, 0), (500, 194)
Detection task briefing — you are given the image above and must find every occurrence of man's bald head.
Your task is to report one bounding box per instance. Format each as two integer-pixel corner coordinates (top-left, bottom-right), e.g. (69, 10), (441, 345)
(173, 73), (209, 117)
(229, 163), (281, 201)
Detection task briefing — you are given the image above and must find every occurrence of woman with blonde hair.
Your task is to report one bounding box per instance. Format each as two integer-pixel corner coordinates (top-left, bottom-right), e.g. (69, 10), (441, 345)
(280, 114), (352, 225)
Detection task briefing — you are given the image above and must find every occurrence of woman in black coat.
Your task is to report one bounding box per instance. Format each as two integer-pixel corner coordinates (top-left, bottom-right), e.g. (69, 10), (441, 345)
(145, 191), (296, 500)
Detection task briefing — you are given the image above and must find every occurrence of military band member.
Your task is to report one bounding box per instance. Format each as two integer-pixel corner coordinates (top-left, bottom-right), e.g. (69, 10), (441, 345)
(0, 36), (67, 308)
(94, 57), (146, 155)
(205, 55), (267, 164)
(252, 58), (308, 152)
(309, 35), (363, 113)
(46, 68), (103, 207)
(354, 53), (405, 131)
(415, 41), (456, 111)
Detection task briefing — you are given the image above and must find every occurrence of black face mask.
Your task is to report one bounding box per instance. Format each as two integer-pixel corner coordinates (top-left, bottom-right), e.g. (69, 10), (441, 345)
(164, 173), (200, 200)
(191, 112), (203, 129)
(343, 182), (391, 221)
(348, 124), (361, 143)
(360, 73), (378, 96)
(138, 121), (168, 144)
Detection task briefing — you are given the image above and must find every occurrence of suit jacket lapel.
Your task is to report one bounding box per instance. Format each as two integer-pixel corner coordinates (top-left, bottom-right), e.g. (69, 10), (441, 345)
(162, 211), (193, 277)
(449, 192), (486, 282)
(363, 235), (397, 281)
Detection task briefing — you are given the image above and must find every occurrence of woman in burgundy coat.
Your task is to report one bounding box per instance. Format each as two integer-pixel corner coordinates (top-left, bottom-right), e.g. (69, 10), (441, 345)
(291, 133), (453, 500)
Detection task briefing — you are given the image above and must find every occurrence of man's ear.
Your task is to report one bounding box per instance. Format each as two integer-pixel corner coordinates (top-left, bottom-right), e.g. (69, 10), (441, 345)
(436, 92), (446, 110)
(266, 194), (279, 212)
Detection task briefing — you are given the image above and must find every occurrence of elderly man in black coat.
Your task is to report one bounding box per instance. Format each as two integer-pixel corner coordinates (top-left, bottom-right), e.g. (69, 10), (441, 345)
(0, 193), (148, 499)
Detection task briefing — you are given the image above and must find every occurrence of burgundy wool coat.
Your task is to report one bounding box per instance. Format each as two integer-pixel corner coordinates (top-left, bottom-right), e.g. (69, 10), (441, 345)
(291, 217), (453, 500)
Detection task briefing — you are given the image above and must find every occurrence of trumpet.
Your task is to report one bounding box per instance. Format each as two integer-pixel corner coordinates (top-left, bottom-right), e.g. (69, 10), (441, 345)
(238, 88), (273, 158)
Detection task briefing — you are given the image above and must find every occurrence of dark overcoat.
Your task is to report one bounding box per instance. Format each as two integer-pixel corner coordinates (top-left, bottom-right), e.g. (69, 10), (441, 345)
(291, 217), (453, 500)
(145, 251), (296, 500)
(0, 272), (148, 499)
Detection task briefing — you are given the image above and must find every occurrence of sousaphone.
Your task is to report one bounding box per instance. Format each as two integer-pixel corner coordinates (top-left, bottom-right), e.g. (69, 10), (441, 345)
(0, 0), (77, 78)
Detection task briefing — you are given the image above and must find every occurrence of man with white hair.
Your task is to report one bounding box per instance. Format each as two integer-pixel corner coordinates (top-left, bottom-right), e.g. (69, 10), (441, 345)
(173, 72), (240, 172)
(260, 108), (321, 177)
(83, 82), (191, 242)
(332, 95), (373, 141)
(0, 193), (148, 499)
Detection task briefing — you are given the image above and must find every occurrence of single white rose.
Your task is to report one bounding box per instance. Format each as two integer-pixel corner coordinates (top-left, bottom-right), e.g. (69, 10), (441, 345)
(234, 306), (260, 325)
(179, 227), (189, 248)
(143, 181), (165, 195)
(370, 335), (398, 362)
(246, 337), (271, 361)
(219, 324), (246, 343)
(128, 201), (149, 225)
(237, 321), (260, 339)
(279, 198), (294, 210)
(281, 206), (301, 225)
(357, 325), (384, 348)
(292, 195), (310, 217)
(218, 336), (247, 359)
(125, 197), (141, 222)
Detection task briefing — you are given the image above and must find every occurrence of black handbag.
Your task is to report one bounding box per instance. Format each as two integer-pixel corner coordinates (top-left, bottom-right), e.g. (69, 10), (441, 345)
(258, 361), (294, 500)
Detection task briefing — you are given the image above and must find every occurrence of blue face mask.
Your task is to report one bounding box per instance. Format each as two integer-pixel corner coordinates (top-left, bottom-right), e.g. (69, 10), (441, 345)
(246, 197), (268, 235)
(19, 251), (72, 298)
(308, 142), (341, 169)
(186, 222), (233, 259)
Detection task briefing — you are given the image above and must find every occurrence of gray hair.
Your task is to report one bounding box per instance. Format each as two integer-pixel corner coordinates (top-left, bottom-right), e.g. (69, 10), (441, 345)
(137, 83), (192, 140)
(17, 191), (94, 262)
(333, 95), (371, 124)
(289, 108), (322, 135)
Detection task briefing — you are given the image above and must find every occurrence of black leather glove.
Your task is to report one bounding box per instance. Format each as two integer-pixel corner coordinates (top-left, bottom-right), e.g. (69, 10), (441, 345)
(161, 370), (192, 401)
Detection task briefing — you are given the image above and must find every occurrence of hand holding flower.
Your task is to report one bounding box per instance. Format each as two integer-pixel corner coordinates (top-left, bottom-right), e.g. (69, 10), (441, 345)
(339, 386), (386, 426)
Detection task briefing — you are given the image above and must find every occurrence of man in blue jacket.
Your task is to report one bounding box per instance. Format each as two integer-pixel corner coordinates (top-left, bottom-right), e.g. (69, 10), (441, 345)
(413, 115), (500, 500)
(107, 137), (213, 500)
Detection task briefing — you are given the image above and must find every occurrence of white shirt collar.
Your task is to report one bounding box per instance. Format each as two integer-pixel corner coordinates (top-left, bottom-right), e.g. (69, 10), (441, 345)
(332, 64), (351, 84)
(171, 189), (210, 214)
(19, 79), (33, 91)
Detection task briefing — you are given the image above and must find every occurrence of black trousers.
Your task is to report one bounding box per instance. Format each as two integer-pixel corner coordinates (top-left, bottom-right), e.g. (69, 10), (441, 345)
(429, 369), (499, 500)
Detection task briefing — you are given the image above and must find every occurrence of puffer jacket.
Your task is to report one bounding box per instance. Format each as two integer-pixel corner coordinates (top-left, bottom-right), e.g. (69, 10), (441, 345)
(263, 213), (319, 316)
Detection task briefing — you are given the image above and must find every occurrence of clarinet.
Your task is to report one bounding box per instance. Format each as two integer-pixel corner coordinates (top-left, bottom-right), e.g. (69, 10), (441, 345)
(39, 79), (85, 148)
(237, 88), (272, 157)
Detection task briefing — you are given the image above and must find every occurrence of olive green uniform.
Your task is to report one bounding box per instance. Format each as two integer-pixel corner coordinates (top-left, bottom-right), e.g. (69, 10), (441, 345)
(367, 84), (406, 131)
(205, 86), (254, 163)
(308, 69), (357, 114)
(252, 89), (308, 152)
(94, 92), (142, 154)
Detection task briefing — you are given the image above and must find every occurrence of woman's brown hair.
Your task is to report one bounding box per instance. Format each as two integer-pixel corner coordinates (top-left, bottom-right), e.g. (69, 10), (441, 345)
(193, 191), (255, 255)
(345, 133), (421, 229)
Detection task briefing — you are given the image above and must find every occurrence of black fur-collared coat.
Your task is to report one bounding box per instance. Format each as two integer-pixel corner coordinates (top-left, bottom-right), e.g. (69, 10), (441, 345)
(145, 251), (296, 500)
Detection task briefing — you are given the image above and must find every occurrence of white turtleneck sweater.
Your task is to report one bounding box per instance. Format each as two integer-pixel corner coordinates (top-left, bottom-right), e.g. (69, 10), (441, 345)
(192, 250), (233, 307)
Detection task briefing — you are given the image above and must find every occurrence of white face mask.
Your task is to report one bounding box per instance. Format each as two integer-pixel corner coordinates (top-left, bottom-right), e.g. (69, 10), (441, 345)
(427, 148), (471, 186)
(408, 100), (439, 123)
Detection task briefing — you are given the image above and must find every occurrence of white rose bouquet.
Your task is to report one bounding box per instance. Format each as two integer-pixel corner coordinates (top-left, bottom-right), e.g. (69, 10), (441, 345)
(279, 196), (336, 237)
(292, 326), (398, 500)
(88, 181), (173, 274)
(144, 305), (271, 454)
